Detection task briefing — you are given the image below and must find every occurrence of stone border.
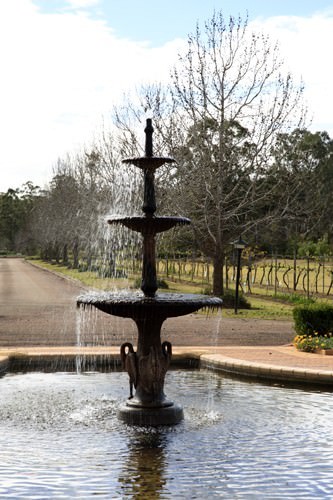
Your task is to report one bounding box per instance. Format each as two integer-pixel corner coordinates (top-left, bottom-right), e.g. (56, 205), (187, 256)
(0, 348), (333, 386)
(0, 356), (9, 375)
(314, 348), (333, 356)
(200, 354), (333, 385)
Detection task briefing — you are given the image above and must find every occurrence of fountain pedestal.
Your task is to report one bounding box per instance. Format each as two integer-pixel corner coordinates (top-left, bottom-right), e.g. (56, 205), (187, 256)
(119, 316), (183, 424)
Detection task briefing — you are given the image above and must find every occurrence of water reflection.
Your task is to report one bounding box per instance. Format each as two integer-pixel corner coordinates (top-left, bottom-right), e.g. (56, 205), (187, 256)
(119, 431), (168, 498)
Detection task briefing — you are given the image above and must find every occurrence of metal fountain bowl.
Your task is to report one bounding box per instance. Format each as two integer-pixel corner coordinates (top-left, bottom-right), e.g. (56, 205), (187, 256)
(77, 291), (222, 320)
(107, 215), (191, 234)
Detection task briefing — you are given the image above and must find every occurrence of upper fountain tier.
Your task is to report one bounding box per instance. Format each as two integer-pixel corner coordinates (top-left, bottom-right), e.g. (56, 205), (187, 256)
(107, 215), (190, 235)
(122, 156), (175, 171)
(121, 118), (175, 173)
(112, 119), (188, 232)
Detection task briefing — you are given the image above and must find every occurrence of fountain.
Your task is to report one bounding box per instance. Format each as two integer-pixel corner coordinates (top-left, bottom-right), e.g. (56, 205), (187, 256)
(77, 119), (222, 425)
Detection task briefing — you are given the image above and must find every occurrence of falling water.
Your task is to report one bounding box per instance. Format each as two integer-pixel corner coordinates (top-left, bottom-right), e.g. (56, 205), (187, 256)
(75, 308), (83, 373)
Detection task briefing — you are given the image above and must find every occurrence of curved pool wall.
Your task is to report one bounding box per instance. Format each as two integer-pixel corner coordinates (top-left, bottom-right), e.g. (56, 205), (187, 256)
(1, 348), (333, 385)
(0, 356), (9, 375)
(1, 369), (333, 499)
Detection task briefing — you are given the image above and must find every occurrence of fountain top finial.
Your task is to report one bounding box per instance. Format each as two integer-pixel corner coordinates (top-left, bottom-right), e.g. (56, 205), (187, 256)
(122, 118), (175, 170)
(144, 118), (153, 157)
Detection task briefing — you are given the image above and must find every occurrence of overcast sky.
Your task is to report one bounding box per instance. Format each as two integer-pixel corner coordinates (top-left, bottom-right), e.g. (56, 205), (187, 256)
(1, 0), (332, 192)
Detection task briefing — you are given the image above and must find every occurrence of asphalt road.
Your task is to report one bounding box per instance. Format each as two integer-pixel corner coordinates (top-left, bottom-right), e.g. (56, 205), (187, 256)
(0, 258), (294, 347)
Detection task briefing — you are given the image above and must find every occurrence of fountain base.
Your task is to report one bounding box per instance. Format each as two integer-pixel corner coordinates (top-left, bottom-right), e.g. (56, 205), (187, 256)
(117, 402), (184, 426)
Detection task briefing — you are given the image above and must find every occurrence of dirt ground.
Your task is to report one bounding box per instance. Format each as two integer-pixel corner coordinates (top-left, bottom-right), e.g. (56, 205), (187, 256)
(0, 258), (294, 347)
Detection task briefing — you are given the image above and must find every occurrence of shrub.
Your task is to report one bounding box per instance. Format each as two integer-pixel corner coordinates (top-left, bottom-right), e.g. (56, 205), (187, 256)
(133, 277), (169, 289)
(203, 289), (250, 309)
(293, 303), (333, 336)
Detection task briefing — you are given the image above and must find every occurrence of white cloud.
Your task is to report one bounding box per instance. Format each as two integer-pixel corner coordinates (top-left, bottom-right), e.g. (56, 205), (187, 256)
(0, 0), (184, 191)
(250, 13), (333, 134)
(0, 1), (332, 192)
(66, 0), (100, 8)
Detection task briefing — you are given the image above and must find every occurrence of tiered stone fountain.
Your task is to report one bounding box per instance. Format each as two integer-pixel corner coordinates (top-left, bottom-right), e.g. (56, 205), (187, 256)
(78, 119), (222, 425)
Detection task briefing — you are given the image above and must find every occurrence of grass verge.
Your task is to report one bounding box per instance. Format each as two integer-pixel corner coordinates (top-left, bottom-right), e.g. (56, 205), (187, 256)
(30, 259), (294, 320)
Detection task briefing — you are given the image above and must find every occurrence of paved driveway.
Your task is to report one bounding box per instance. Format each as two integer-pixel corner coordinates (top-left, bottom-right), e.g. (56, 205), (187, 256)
(0, 258), (294, 347)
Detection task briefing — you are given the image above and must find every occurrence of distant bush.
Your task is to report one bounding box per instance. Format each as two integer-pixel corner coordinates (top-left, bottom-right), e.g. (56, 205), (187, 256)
(202, 287), (250, 309)
(201, 286), (213, 295)
(222, 290), (251, 309)
(297, 237), (331, 257)
(78, 263), (89, 272)
(293, 303), (333, 336)
(133, 277), (169, 289)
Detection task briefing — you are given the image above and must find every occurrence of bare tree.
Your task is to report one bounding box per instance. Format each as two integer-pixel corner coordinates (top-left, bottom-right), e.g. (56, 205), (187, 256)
(30, 126), (144, 276)
(137, 12), (307, 295)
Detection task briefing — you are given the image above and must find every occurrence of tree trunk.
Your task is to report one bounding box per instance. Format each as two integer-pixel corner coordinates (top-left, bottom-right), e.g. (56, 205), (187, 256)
(73, 239), (79, 269)
(212, 253), (224, 296)
(62, 244), (68, 265)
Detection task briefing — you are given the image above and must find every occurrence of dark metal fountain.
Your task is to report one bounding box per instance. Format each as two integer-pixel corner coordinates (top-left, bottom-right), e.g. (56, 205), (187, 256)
(77, 119), (222, 425)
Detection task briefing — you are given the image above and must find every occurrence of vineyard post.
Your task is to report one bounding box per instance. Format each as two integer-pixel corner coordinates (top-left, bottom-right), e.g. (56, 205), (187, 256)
(307, 256), (310, 300)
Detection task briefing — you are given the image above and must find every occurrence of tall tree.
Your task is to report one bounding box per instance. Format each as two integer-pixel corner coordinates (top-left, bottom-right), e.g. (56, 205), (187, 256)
(30, 128), (143, 272)
(137, 12), (306, 294)
(0, 183), (41, 253)
(267, 128), (333, 251)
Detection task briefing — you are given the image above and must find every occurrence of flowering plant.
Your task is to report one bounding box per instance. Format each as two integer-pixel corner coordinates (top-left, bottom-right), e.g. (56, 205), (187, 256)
(293, 332), (333, 352)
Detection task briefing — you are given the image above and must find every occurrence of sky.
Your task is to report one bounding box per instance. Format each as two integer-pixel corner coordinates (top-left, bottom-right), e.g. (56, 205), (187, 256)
(1, 0), (333, 192)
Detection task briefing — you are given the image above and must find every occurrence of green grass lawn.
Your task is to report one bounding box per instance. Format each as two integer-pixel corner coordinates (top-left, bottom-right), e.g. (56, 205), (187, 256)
(30, 259), (294, 320)
(222, 296), (293, 320)
(30, 260), (129, 290)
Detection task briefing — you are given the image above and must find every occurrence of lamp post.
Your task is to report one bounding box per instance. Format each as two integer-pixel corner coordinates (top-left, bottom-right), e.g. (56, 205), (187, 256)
(233, 236), (247, 314)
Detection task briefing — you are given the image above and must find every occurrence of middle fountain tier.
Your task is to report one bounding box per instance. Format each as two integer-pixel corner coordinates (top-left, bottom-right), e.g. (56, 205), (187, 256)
(77, 118), (222, 426)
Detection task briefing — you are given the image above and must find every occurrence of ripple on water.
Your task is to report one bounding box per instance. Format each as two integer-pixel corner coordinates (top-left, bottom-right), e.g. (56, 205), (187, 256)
(0, 370), (333, 498)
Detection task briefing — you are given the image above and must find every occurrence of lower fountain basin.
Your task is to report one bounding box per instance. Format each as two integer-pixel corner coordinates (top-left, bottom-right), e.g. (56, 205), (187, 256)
(0, 369), (332, 498)
(77, 291), (222, 320)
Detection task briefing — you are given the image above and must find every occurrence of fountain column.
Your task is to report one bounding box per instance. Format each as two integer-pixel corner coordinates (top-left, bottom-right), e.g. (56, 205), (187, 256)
(141, 230), (157, 297)
(141, 119), (157, 297)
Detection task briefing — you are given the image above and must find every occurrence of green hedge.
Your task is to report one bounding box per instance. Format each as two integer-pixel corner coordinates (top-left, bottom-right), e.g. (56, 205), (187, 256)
(293, 303), (333, 336)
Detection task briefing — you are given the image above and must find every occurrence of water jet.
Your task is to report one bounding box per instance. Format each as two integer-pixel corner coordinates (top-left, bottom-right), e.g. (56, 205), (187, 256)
(77, 119), (222, 425)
